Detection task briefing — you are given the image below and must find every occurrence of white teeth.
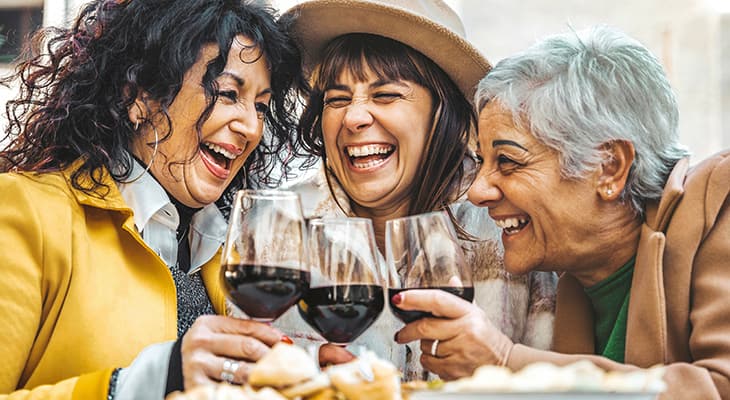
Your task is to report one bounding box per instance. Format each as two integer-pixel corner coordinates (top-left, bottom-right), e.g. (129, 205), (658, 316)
(346, 144), (394, 157)
(204, 142), (236, 160)
(352, 157), (388, 169)
(494, 217), (529, 230)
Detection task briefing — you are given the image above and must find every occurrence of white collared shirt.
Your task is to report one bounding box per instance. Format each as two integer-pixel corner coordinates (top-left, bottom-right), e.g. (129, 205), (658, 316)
(116, 160), (228, 274)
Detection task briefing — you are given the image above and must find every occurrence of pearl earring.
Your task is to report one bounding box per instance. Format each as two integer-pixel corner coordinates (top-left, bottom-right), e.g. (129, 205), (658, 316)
(606, 188), (614, 196)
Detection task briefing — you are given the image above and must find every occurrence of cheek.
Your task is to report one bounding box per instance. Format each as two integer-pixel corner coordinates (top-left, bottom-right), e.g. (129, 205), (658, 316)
(321, 112), (340, 143)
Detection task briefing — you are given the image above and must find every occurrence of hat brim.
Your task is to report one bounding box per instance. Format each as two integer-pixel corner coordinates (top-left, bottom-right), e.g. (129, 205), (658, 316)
(283, 0), (491, 98)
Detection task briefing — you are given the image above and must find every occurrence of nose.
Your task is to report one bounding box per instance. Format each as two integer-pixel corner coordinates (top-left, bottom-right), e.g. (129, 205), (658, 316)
(467, 167), (503, 207)
(229, 102), (262, 142)
(342, 97), (373, 132)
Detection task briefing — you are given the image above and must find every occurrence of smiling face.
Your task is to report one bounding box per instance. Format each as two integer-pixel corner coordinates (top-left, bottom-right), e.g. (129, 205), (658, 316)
(467, 101), (607, 276)
(130, 35), (271, 208)
(320, 66), (434, 215)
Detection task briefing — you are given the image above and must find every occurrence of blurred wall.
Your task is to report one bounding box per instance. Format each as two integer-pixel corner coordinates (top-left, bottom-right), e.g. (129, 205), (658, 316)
(274, 0), (730, 163)
(2, 0), (728, 163)
(452, 0), (730, 162)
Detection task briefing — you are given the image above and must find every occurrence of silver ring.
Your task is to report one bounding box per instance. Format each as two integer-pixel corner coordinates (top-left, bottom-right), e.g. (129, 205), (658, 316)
(220, 358), (240, 383)
(430, 339), (440, 357)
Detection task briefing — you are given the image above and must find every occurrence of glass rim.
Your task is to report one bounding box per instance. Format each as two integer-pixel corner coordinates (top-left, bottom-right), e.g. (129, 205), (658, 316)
(308, 216), (373, 226)
(385, 210), (449, 226)
(235, 189), (301, 200)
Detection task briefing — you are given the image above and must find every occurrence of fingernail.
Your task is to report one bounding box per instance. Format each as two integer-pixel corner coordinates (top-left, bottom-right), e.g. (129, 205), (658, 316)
(281, 335), (293, 344)
(391, 293), (402, 305)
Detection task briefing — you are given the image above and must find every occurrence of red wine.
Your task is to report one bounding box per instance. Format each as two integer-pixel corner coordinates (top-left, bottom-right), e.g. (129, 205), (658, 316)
(389, 287), (474, 323)
(298, 284), (384, 345)
(221, 264), (310, 321)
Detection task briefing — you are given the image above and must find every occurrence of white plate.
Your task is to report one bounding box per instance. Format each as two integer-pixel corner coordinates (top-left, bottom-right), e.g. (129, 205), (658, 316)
(410, 391), (659, 400)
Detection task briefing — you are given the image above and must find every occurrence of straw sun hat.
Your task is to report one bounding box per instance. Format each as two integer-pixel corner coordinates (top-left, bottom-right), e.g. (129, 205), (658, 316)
(281, 0), (491, 98)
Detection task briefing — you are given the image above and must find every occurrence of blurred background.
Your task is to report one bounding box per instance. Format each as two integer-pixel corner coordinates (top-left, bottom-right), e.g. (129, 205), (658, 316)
(1, 0), (728, 162)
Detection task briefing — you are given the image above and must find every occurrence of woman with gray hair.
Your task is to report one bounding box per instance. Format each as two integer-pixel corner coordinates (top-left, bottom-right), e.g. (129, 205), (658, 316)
(393, 25), (730, 398)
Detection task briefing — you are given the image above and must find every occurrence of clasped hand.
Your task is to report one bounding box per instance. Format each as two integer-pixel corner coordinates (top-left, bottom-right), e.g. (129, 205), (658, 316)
(393, 289), (514, 380)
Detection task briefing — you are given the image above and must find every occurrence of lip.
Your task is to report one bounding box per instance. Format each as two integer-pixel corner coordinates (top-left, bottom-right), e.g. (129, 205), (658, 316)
(199, 148), (231, 180)
(209, 141), (244, 157)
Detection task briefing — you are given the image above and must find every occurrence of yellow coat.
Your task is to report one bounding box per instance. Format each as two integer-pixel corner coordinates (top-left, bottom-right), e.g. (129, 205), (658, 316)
(0, 163), (227, 399)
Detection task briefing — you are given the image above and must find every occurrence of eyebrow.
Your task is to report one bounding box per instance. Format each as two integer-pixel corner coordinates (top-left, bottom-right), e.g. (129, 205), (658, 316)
(492, 139), (528, 151)
(220, 71), (272, 97)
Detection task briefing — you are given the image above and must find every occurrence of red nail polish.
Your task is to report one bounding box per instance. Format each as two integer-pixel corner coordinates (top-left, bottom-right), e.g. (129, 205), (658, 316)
(281, 335), (293, 344)
(391, 293), (402, 305)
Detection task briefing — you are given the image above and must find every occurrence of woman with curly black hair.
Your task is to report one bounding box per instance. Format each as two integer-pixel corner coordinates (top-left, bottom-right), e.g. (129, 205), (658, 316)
(0, 0), (305, 398)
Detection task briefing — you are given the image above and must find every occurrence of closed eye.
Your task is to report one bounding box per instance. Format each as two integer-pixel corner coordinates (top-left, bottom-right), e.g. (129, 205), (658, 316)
(497, 154), (523, 172)
(324, 96), (351, 108)
(255, 102), (269, 119)
(217, 90), (238, 103)
(373, 92), (402, 103)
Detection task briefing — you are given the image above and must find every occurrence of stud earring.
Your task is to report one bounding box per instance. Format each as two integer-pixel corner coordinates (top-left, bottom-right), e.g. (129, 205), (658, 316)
(606, 188), (614, 196)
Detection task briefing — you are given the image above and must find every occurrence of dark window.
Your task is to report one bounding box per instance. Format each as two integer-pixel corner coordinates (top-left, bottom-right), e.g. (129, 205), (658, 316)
(0, 7), (43, 64)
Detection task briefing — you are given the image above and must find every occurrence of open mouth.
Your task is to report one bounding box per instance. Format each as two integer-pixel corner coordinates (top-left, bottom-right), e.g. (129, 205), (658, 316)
(200, 142), (237, 171)
(494, 216), (531, 236)
(344, 144), (395, 169)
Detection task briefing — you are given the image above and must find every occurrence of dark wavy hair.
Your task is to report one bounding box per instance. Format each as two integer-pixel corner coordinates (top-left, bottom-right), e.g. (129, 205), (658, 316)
(0, 0), (306, 200)
(297, 33), (477, 219)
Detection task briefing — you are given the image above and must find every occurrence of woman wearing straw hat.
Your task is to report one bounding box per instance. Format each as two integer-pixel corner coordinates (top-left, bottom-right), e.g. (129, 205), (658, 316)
(274, 0), (557, 380)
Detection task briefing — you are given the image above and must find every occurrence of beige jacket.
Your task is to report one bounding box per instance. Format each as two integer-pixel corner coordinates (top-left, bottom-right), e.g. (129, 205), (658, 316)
(509, 150), (730, 399)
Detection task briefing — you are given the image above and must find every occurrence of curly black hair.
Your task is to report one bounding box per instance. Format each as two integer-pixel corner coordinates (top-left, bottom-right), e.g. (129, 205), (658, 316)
(0, 0), (307, 199)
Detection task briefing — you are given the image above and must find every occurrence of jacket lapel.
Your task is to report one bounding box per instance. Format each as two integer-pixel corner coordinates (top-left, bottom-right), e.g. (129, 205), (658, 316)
(552, 273), (595, 354)
(625, 158), (688, 366)
(201, 249), (227, 315)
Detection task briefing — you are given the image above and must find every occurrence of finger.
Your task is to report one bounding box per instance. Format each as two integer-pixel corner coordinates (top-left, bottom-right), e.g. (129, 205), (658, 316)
(420, 339), (444, 358)
(205, 332), (272, 362)
(395, 316), (460, 344)
(319, 344), (356, 366)
(419, 353), (473, 381)
(392, 289), (472, 319)
(214, 356), (253, 384)
(182, 348), (218, 389)
(213, 315), (284, 347)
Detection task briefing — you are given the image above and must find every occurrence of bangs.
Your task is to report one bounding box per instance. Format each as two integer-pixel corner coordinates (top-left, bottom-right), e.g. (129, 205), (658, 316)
(315, 34), (429, 91)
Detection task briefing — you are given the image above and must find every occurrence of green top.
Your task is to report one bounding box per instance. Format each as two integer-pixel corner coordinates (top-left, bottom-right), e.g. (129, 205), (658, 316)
(584, 257), (635, 363)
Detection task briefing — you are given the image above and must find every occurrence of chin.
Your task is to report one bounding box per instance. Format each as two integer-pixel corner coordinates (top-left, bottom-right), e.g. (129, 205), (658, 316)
(503, 258), (535, 276)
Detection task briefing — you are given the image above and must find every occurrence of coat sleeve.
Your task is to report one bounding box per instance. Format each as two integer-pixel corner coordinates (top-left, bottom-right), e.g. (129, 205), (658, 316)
(0, 174), (113, 399)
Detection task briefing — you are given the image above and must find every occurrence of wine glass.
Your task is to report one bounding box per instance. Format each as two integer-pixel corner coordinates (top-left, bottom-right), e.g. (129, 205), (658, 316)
(385, 211), (473, 323)
(297, 217), (385, 346)
(220, 189), (308, 322)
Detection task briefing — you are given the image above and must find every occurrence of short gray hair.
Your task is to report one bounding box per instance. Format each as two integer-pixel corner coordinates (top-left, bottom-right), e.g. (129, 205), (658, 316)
(475, 25), (689, 216)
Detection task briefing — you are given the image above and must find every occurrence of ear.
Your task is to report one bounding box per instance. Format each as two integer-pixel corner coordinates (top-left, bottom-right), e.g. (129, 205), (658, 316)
(126, 89), (154, 128)
(128, 98), (146, 128)
(596, 140), (635, 201)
